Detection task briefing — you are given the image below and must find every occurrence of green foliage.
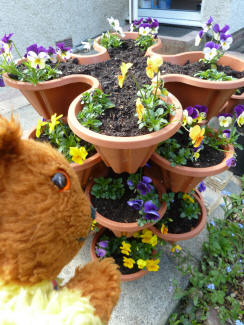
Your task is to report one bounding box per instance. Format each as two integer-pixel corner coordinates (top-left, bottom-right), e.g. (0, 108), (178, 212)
(100, 32), (123, 49)
(137, 84), (175, 132)
(38, 119), (93, 163)
(135, 35), (155, 51)
(91, 177), (125, 200)
(168, 178), (244, 325)
(156, 130), (192, 167)
(77, 89), (115, 131)
(194, 68), (234, 81)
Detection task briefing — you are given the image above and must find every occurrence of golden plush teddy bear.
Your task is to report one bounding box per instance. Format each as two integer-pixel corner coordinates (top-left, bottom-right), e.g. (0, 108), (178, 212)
(0, 115), (121, 325)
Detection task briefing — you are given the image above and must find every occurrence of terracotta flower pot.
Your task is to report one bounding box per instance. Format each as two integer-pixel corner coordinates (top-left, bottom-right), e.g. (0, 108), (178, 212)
(68, 92), (182, 173)
(26, 120), (102, 188)
(72, 32), (162, 65)
(90, 227), (148, 282)
(150, 190), (207, 244)
(85, 173), (167, 237)
(160, 51), (244, 120)
(221, 93), (244, 114)
(3, 73), (101, 120)
(150, 144), (234, 193)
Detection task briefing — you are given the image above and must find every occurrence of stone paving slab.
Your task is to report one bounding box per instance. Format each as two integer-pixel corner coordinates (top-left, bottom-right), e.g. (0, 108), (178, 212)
(206, 171), (234, 191)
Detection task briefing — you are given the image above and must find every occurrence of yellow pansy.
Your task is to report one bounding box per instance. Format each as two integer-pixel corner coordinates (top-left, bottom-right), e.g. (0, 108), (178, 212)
(182, 193), (195, 203)
(90, 220), (97, 231)
(69, 146), (88, 165)
(146, 259), (160, 272)
(140, 229), (153, 244)
(133, 231), (141, 238)
(189, 125), (205, 148)
(35, 119), (47, 138)
(149, 235), (158, 247)
(136, 98), (145, 120)
(146, 55), (163, 79)
(160, 224), (168, 235)
(123, 257), (135, 269)
(137, 259), (147, 269)
(120, 62), (133, 76)
(48, 113), (63, 133)
(193, 152), (200, 160)
(118, 75), (125, 88)
(120, 241), (131, 256)
(171, 245), (182, 253)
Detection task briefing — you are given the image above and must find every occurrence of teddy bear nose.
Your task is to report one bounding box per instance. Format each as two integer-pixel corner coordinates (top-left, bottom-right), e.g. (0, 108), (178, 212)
(51, 172), (67, 189)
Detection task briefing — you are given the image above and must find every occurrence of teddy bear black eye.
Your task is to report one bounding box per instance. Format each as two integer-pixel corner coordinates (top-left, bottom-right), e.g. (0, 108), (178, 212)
(51, 170), (70, 191)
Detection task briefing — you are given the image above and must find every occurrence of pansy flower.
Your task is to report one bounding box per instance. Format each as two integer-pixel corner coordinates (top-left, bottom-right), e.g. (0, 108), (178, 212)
(198, 181), (206, 192)
(26, 44), (49, 69)
(96, 247), (106, 258)
(0, 77), (5, 87)
(127, 199), (144, 210)
(120, 241), (131, 255)
(146, 259), (160, 272)
(98, 240), (109, 248)
(139, 26), (151, 36)
(218, 113), (232, 127)
(183, 109), (193, 126)
(48, 113), (63, 133)
(220, 33), (233, 51)
(171, 244), (182, 253)
(47, 46), (57, 63)
(69, 146), (88, 165)
(213, 23), (221, 40)
(202, 16), (213, 32)
(35, 119), (48, 138)
(136, 98), (145, 120)
(56, 42), (72, 60)
(1, 33), (14, 52)
(137, 259), (147, 269)
(203, 41), (220, 61)
(160, 224), (168, 234)
(223, 129), (231, 138)
(194, 105), (208, 122)
(195, 30), (204, 46)
(146, 55), (163, 79)
(234, 105), (244, 127)
(137, 176), (153, 195)
(144, 200), (160, 221)
(226, 157), (236, 167)
(123, 257), (135, 269)
(189, 125), (205, 148)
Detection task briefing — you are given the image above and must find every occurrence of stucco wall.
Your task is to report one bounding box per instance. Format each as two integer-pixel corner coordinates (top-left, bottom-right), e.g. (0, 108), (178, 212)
(201, 0), (244, 34)
(0, 0), (128, 55)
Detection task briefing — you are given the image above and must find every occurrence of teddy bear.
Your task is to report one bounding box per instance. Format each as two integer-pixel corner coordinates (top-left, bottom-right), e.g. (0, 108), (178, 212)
(0, 114), (121, 325)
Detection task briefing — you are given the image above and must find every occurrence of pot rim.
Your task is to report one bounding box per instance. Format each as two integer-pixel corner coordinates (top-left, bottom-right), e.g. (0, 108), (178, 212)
(90, 227), (148, 282)
(68, 92), (183, 149)
(2, 73), (100, 91)
(161, 51), (244, 89)
(151, 144), (234, 177)
(150, 190), (207, 241)
(85, 176), (167, 233)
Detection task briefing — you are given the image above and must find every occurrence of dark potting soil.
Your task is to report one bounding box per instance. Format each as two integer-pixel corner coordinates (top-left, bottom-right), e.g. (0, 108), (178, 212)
(161, 195), (199, 234)
(35, 134), (96, 158)
(160, 128), (225, 168)
(91, 172), (141, 223)
(98, 229), (140, 275)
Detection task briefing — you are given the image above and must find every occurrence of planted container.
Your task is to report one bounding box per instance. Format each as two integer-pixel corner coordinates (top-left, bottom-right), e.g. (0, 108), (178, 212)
(90, 227), (148, 282)
(68, 92), (182, 174)
(150, 144), (234, 193)
(150, 190), (207, 243)
(3, 74), (100, 120)
(160, 52), (244, 119)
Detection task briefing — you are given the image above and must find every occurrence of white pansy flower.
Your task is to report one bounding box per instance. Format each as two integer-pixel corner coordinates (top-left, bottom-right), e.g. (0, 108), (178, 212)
(237, 112), (244, 127)
(27, 51), (49, 69)
(220, 36), (233, 51)
(218, 116), (232, 128)
(203, 47), (218, 61)
(139, 26), (150, 36)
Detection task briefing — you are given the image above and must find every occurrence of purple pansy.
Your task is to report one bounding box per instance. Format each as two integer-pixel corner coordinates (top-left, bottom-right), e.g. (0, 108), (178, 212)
(226, 157), (236, 167)
(198, 181), (206, 192)
(223, 129), (231, 138)
(220, 24), (230, 34)
(145, 161), (151, 168)
(234, 105), (244, 117)
(137, 176), (153, 195)
(185, 106), (198, 119)
(0, 78), (5, 87)
(218, 112), (232, 118)
(140, 23), (151, 29)
(145, 17), (153, 24)
(127, 199), (144, 210)
(56, 42), (71, 52)
(220, 33), (232, 42)
(213, 24), (220, 34)
(127, 179), (134, 187)
(194, 105), (208, 114)
(206, 16), (213, 26)
(205, 41), (220, 50)
(98, 240), (109, 248)
(25, 43), (48, 57)
(151, 20), (159, 28)
(96, 247), (106, 258)
(47, 46), (56, 55)
(143, 200), (160, 221)
(1, 33), (14, 44)
(185, 106), (194, 115)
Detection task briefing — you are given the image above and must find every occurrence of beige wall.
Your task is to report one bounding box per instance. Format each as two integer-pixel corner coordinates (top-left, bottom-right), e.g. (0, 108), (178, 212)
(0, 0), (128, 55)
(201, 0), (244, 33)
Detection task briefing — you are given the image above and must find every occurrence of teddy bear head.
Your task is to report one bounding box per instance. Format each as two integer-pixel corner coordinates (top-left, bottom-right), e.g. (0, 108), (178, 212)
(0, 115), (92, 285)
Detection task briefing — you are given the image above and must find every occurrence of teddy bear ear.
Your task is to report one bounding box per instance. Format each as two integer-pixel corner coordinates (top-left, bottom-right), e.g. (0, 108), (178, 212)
(0, 114), (22, 156)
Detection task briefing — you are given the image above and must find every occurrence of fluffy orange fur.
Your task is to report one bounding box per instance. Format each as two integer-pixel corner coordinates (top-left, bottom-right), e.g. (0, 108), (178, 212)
(0, 115), (121, 322)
